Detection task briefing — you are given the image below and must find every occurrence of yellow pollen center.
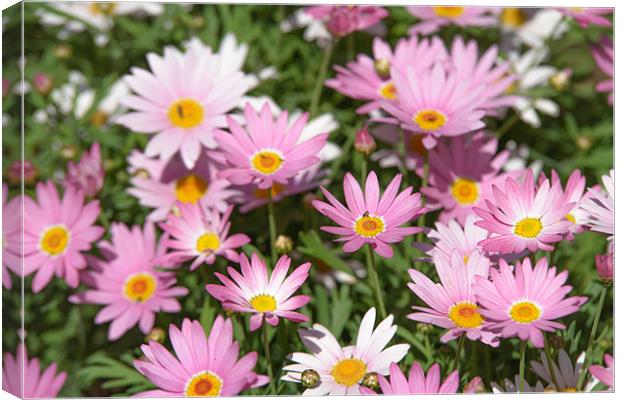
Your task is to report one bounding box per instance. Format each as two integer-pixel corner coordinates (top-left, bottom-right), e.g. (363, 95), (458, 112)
(413, 109), (447, 131)
(175, 174), (208, 204)
(501, 8), (527, 28)
(184, 371), (223, 396)
(251, 151), (284, 175)
(123, 273), (157, 303)
(569, 7), (584, 13)
(250, 294), (277, 313)
(448, 302), (484, 328)
(451, 178), (480, 205)
(331, 358), (367, 387)
(433, 6), (465, 18)
(89, 3), (117, 15)
(379, 82), (397, 100)
(40, 226), (70, 256)
(566, 213), (576, 224)
(255, 183), (286, 200)
(168, 98), (204, 129)
(562, 388), (577, 392)
(196, 232), (220, 253)
(463, 254), (470, 264)
(90, 110), (109, 127)
(354, 215), (385, 238)
(514, 218), (543, 238)
(509, 301), (542, 324)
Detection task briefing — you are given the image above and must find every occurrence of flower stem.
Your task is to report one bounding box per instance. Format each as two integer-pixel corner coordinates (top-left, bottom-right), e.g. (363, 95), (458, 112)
(454, 335), (465, 371)
(577, 285), (608, 390)
(415, 153), (429, 244)
(543, 333), (560, 390)
(496, 112), (520, 137)
(361, 154), (368, 184)
(519, 340), (527, 392)
(308, 40), (334, 118)
(365, 244), (387, 320)
(262, 326), (277, 394)
(267, 190), (277, 267)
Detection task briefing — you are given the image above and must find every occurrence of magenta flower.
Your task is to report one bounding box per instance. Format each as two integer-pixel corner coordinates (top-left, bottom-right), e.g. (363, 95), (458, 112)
(589, 354), (614, 390)
(2, 184), (21, 289)
(8, 159), (38, 185)
(64, 142), (104, 197)
(380, 63), (488, 149)
(22, 181), (104, 292)
(70, 222), (188, 340)
(207, 253), (310, 331)
(591, 35), (613, 105)
(559, 8), (612, 28)
(134, 317), (269, 396)
(421, 216), (489, 265)
(362, 362), (459, 394)
(422, 133), (523, 224)
(473, 257), (587, 348)
(159, 202), (250, 270)
(2, 343), (67, 398)
(313, 171), (425, 258)
(304, 6), (388, 38)
(407, 6), (499, 35)
(474, 169), (574, 254)
(214, 103), (328, 189)
(33, 72), (53, 95)
(595, 252), (613, 283)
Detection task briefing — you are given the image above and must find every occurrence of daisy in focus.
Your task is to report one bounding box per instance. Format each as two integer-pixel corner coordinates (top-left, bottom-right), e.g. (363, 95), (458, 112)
(282, 307), (410, 395)
(579, 169), (614, 247)
(473, 257), (587, 348)
(361, 362), (459, 394)
(206, 253), (311, 331)
(589, 354), (614, 390)
(407, 6), (499, 35)
(313, 171), (425, 258)
(591, 35), (613, 105)
(134, 317), (269, 396)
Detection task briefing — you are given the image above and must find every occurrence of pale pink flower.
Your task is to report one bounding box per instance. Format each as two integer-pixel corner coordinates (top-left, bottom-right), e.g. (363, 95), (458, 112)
(2, 184), (21, 289)
(64, 142), (104, 197)
(579, 169), (614, 247)
(592, 35), (613, 105)
(407, 6), (499, 35)
(559, 8), (612, 28)
(304, 6), (388, 38)
(361, 362), (459, 394)
(589, 354), (614, 390)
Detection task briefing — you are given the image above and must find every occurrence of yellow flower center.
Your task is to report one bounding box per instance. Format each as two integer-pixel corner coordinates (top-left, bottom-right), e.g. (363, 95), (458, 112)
(433, 6), (465, 18)
(123, 273), (157, 303)
(413, 109), (447, 131)
(184, 371), (223, 396)
(354, 215), (385, 238)
(448, 302), (484, 328)
(175, 174), (208, 204)
(378, 82), (397, 100)
(569, 7), (584, 13)
(501, 8), (527, 28)
(90, 110), (109, 127)
(566, 213), (576, 224)
(562, 388), (577, 392)
(40, 226), (70, 256)
(168, 98), (204, 129)
(250, 294), (277, 313)
(331, 358), (367, 387)
(89, 3), (117, 15)
(251, 150), (284, 175)
(196, 232), (220, 253)
(509, 301), (542, 324)
(451, 178), (480, 205)
(255, 183), (286, 200)
(514, 218), (543, 238)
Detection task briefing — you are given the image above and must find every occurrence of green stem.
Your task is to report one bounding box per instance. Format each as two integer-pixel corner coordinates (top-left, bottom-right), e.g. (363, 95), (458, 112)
(543, 333), (560, 390)
(365, 244), (387, 320)
(496, 112), (520, 137)
(577, 285), (608, 390)
(415, 154), (429, 244)
(267, 190), (278, 267)
(454, 335), (465, 371)
(308, 41), (334, 118)
(262, 327), (277, 394)
(519, 340), (527, 392)
(361, 154), (368, 184)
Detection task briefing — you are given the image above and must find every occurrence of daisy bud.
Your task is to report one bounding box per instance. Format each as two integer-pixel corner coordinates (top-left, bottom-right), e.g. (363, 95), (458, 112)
(549, 68), (572, 91)
(464, 376), (485, 393)
(275, 235), (294, 254)
(60, 144), (78, 159)
(595, 252), (613, 283)
(132, 168), (151, 179)
(374, 58), (391, 79)
(416, 322), (433, 334)
(599, 338), (611, 351)
(361, 372), (380, 392)
(33, 72), (53, 96)
(8, 160), (37, 185)
(301, 369), (321, 389)
(354, 125), (376, 155)
(576, 135), (592, 151)
(145, 327), (166, 344)
(191, 15), (205, 28)
(54, 44), (72, 59)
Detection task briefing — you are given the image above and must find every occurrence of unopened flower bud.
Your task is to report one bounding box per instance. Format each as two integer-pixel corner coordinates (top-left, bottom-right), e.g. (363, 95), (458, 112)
(549, 68), (572, 91)
(464, 376), (485, 393)
(575, 135), (592, 151)
(595, 253), (613, 283)
(301, 369), (321, 388)
(374, 58), (390, 79)
(275, 235), (294, 254)
(54, 44), (72, 59)
(33, 72), (53, 96)
(361, 372), (380, 392)
(599, 338), (611, 350)
(416, 322), (433, 334)
(191, 15), (205, 28)
(354, 125), (376, 155)
(145, 327), (166, 343)
(60, 144), (78, 159)
(8, 160), (38, 185)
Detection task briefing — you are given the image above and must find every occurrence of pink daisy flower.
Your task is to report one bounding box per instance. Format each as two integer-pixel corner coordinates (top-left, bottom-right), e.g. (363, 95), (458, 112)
(407, 6), (499, 35)
(589, 354), (614, 390)
(474, 169), (574, 254)
(361, 362), (459, 394)
(418, 215), (489, 264)
(422, 133), (523, 224)
(559, 8), (612, 28)
(592, 35), (613, 105)
(379, 63), (488, 149)
(64, 142), (104, 197)
(2, 343), (67, 398)
(214, 103), (328, 189)
(2, 184), (21, 290)
(408, 251), (500, 347)
(472, 257), (587, 348)
(22, 181), (104, 292)
(304, 6), (388, 38)
(159, 202), (250, 270)
(313, 171), (425, 258)
(206, 253), (310, 331)
(70, 222), (188, 340)
(578, 170), (614, 247)
(117, 39), (255, 169)
(282, 307), (410, 395)
(134, 317), (269, 396)
(127, 150), (237, 221)
(326, 36), (446, 114)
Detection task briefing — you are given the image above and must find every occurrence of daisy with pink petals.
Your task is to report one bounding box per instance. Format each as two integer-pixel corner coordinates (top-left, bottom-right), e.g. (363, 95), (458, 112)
(558, 8), (612, 28)
(422, 133), (524, 224)
(592, 35), (613, 105)
(313, 171), (425, 258)
(206, 253), (311, 331)
(589, 354), (614, 390)
(214, 103), (327, 189)
(474, 169), (574, 254)
(127, 150), (237, 221)
(304, 6), (388, 38)
(418, 215), (489, 264)
(361, 362), (459, 394)
(579, 170), (614, 247)
(22, 181), (104, 292)
(3, 343), (67, 398)
(473, 257), (587, 348)
(407, 6), (499, 35)
(408, 251), (499, 347)
(64, 142), (104, 197)
(159, 202), (250, 270)
(134, 317), (269, 397)
(2, 184), (21, 289)
(70, 222), (188, 340)
(380, 63), (488, 149)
